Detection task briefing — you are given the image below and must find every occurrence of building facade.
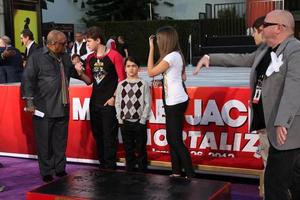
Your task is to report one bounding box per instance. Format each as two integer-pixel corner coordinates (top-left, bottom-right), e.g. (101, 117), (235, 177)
(42, 0), (89, 33)
(155, 0), (244, 19)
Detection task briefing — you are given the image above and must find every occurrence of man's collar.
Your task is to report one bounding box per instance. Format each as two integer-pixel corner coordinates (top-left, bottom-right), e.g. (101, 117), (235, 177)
(275, 36), (295, 56)
(42, 46), (49, 54)
(43, 46), (63, 59)
(26, 41), (34, 49)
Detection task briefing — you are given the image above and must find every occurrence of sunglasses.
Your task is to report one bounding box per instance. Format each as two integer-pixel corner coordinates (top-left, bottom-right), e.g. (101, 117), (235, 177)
(263, 22), (286, 28)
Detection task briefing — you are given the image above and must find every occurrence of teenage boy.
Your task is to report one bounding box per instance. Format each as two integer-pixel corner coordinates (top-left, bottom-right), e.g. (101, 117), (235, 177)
(75, 26), (125, 169)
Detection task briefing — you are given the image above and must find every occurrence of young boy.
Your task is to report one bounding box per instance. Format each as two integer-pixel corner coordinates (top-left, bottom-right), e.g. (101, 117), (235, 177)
(115, 56), (151, 172)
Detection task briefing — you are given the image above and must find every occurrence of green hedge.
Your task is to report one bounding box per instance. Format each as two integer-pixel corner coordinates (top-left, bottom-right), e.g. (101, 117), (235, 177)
(92, 20), (201, 65)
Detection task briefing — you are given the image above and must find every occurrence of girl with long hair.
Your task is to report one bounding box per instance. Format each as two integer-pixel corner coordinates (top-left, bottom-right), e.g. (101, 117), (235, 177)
(147, 26), (195, 178)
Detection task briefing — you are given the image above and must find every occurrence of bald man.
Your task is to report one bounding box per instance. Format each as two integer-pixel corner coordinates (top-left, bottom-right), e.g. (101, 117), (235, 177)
(255, 10), (300, 199)
(21, 30), (77, 182)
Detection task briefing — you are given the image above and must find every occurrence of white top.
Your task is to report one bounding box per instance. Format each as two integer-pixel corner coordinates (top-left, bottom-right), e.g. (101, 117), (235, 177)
(71, 41), (92, 60)
(163, 51), (188, 105)
(71, 41), (83, 55)
(106, 39), (115, 49)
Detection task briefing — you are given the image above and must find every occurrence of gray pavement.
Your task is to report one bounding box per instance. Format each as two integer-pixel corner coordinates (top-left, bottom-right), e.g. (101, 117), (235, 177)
(70, 66), (251, 87)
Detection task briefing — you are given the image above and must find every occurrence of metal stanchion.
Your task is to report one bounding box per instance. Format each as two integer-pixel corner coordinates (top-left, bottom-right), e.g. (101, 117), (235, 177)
(187, 34), (193, 67)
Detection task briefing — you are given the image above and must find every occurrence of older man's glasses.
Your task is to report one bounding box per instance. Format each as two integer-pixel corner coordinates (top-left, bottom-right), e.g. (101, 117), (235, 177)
(263, 22), (286, 28)
(56, 41), (67, 46)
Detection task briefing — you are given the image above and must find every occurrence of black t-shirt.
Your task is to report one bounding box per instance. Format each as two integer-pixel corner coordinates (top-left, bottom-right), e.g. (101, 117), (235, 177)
(117, 43), (128, 58)
(251, 45), (279, 131)
(85, 50), (125, 107)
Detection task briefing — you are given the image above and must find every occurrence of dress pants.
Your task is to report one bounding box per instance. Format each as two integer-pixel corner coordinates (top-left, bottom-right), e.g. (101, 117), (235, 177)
(265, 145), (300, 200)
(90, 105), (118, 169)
(33, 115), (69, 176)
(164, 101), (195, 177)
(120, 120), (148, 172)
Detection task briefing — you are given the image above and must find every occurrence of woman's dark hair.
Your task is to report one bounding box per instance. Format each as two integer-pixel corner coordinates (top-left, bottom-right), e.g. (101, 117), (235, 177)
(124, 56), (140, 67)
(86, 26), (105, 44)
(155, 26), (186, 73)
(252, 16), (265, 30)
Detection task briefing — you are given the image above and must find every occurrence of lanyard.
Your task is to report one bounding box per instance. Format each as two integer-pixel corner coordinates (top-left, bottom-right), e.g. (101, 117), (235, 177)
(253, 75), (264, 104)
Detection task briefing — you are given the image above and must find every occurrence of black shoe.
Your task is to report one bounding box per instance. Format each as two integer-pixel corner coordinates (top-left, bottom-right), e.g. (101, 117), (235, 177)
(0, 163), (3, 168)
(169, 174), (181, 178)
(99, 164), (106, 170)
(42, 175), (53, 183)
(56, 171), (68, 177)
(184, 173), (195, 181)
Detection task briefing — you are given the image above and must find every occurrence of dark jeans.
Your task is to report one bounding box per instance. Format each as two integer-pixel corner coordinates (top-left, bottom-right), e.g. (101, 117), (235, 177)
(33, 115), (69, 176)
(90, 104), (118, 169)
(265, 145), (300, 200)
(120, 120), (148, 172)
(164, 101), (195, 177)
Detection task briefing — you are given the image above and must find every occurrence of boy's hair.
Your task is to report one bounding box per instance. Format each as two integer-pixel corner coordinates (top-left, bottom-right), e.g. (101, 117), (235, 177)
(86, 26), (105, 44)
(125, 56), (140, 67)
(21, 29), (34, 41)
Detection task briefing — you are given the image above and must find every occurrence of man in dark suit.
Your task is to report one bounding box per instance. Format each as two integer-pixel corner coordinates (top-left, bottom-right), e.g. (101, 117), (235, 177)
(0, 36), (23, 83)
(21, 29), (38, 66)
(21, 30), (77, 182)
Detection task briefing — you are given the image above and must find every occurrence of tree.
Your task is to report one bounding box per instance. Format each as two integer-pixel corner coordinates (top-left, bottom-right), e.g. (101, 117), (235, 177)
(84, 0), (159, 23)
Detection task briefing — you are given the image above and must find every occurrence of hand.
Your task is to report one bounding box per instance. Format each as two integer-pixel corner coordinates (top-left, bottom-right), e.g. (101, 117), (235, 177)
(24, 106), (35, 114)
(23, 60), (27, 68)
(276, 126), (288, 145)
(74, 62), (84, 75)
(104, 97), (115, 106)
(149, 35), (155, 49)
(193, 55), (210, 75)
(152, 80), (162, 87)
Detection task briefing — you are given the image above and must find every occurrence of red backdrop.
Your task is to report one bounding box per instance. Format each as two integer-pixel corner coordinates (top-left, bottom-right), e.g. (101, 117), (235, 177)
(0, 85), (263, 170)
(246, 0), (275, 27)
